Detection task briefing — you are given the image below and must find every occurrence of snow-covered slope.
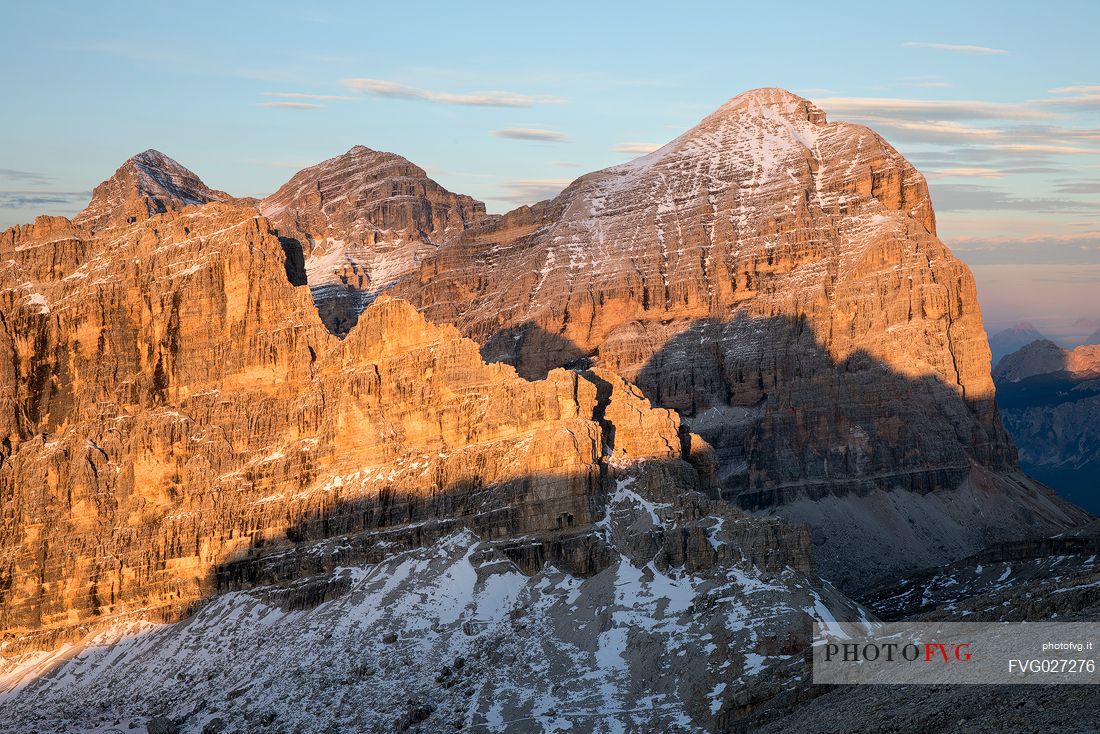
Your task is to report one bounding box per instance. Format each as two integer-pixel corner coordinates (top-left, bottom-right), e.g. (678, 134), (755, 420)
(0, 470), (862, 734)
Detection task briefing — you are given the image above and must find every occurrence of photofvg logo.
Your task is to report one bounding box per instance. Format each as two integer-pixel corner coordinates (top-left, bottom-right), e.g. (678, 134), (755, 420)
(823, 639), (972, 664)
(813, 622), (1099, 685)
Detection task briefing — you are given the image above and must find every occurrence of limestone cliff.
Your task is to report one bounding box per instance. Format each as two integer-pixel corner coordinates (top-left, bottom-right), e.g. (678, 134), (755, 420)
(0, 196), (808, 648)
(378, 89), (1088, 586)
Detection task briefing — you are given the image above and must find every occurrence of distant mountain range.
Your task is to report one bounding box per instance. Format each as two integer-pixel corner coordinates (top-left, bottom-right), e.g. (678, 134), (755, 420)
(995, 339), (1100, 513)
(988, 322), (1046, 365)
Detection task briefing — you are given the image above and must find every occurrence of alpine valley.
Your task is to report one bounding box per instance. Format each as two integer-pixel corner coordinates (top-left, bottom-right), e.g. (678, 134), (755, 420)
(0, 89), (1096, 733)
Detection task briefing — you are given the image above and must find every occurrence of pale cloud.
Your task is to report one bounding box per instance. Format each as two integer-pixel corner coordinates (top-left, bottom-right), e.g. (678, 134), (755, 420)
(1049, 85), (1100, 94)
(898, 75), (951, 89)
(952, 230), (1100, 246)
(901, 41), (1009, 56)
(342, 78), (566, 107)
(815, 96), (1052, 121)
(1054, 180), (1100, 194)
(994, 143), (1100, 155)
(931, 183), (1094, 213)
(494, 178), (573, 206)
(493, 128), (568, 142)
(0, 168), (50, 185)
(1036, 92), (1100, 111)
(263, 92), (355, 101)
(612, 142), (662, 154)
(929, 167), (1004, 179)
(851, 117), (1005, 144)
(259, 101), (325, 110)
(0, 189), (89, 208)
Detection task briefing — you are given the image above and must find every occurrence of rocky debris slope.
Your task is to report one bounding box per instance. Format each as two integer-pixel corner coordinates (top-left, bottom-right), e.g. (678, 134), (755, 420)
(748, 681), (1100, 734)
(862, 528), (1100, 622)
(382, 88), (1087, 589)
(0, 467), (863, 733)
(734, 526), (1100, 734)
(993, 339), (1100, 513)
(73, 149), (232, 231)
(259, 146), (485, 334)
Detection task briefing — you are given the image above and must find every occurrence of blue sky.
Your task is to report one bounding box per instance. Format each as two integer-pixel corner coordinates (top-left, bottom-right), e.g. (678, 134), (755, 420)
(3, 1), (1098, 339)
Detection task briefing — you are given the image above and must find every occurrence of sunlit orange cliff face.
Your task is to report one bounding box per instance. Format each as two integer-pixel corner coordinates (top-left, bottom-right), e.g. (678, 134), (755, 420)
(0, 90), (1086, 656)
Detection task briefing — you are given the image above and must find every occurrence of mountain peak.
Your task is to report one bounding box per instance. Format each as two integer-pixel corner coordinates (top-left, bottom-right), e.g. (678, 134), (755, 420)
(258, 146), (486, 335)
(74, 149), (229, 230)
(713, 87), (827, 125)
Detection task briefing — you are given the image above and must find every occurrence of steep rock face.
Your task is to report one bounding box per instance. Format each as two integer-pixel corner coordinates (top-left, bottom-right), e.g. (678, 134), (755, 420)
(379, 88), (1083, 587)
(0, 192), (815, 654)
(259, 146), (485, 334)
(73, 149), (231, 231)
(0, 184), (853, 732)
(394, 89), (1004, 477)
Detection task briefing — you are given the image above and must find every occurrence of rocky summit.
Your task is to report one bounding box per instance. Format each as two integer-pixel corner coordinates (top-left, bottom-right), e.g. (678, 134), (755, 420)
(0, 89), (1092, 732)
(386, 88), (1084, 588)
(259, 145), (486, 335)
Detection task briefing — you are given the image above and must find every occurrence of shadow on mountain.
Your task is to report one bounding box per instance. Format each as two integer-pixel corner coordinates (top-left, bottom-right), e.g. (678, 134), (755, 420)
(477, 313), (1098, 593)
(633, 313), (1017, 509)
(489, 312), (1019, 510)
(276, 235), (308, 287)
(479, 322), (592, 379)
(211, 465), (623, 597)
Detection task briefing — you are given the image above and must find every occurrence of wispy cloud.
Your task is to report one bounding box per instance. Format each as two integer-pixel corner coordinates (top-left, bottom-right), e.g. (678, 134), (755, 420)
(493, 178), (572, 206)
(1037, 88), (1100, 111)
(262, 92), (355, 101)
(1049, 85), (1100, 95)
(932, 183), (1094, 213)
(902, 41), (1008, 56)
(815, 96), (1052, 121)
(343, 78), (566, 107)
(0, 189), (90, 209)
(1053, 180), (1100, 194)
(948, 232), (1100, 265)
(953, 230), (1100, 246)
(995, 143), (1100, 155)
(929, 167), (1004, 179)
(612, 142), (662, 154)
(492, 128), (568, 142)
(0, 168), (51, 185)
(850, 117), (1005, 144)
(898, 75), (951, 89)
(259, 102), (325, 110)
